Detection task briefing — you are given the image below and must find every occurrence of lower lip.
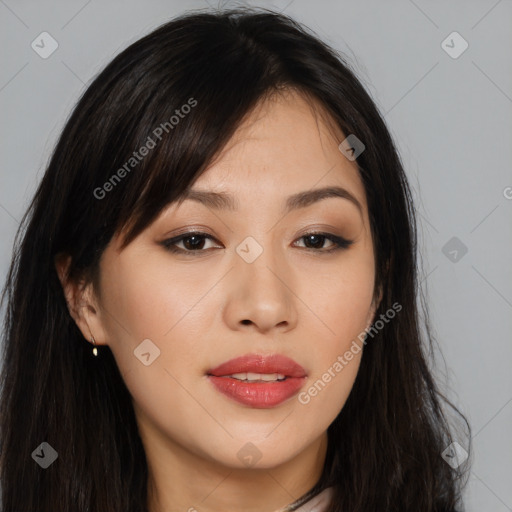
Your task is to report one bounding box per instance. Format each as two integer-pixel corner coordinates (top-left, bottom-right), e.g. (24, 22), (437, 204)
(208, 376), (306, 408)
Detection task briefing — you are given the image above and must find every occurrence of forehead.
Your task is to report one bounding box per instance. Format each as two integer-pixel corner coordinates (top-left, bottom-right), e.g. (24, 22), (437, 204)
(192, 89), (367, 210)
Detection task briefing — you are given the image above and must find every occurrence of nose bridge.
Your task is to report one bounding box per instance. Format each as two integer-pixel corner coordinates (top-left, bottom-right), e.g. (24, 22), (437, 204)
(227, 233), (297, 331)
(236, 234), (288, 297)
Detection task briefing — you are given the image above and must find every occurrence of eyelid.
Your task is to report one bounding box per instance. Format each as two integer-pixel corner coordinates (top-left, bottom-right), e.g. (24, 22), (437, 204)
(293, 231), (353, 251)
(160, 230), (222, 251)
(162, 225), (216, 238)
(160, 229), (353, 255)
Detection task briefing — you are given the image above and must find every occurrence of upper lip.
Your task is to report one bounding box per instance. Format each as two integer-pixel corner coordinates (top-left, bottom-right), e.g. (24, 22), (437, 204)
(207, 354), (307, 378)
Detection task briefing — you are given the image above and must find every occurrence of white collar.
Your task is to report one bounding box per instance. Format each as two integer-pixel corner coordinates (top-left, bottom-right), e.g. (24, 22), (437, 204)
(276, 487), (333, 512)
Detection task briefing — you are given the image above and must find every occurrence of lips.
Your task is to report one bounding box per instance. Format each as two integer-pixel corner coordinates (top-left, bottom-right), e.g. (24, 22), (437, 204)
(207, 354), (307, 408)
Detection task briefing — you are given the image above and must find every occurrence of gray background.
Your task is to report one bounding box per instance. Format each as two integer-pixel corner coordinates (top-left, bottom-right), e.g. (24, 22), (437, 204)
(1, 0), (511, 509)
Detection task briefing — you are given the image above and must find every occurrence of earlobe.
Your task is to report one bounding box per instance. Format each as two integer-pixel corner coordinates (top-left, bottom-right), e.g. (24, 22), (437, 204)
(79, 297), (107, 347)
(54, 252), (107, 347)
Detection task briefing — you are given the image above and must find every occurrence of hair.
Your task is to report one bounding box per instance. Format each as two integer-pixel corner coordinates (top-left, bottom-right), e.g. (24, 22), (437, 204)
(0, 6), (470, 512)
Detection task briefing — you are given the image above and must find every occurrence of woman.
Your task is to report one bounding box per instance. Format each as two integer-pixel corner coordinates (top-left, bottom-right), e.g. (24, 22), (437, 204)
(0, 7), (470, 511)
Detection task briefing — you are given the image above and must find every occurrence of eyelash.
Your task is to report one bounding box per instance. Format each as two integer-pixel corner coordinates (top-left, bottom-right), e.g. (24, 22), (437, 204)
(161, 231), (353, 255)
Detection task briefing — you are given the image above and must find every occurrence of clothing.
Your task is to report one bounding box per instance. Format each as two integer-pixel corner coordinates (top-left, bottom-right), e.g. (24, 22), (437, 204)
(276, 486), (333, 512)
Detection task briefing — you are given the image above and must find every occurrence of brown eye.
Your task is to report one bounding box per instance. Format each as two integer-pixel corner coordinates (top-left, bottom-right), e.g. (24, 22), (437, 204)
(162, 232), (221, 254)
(294, 232), (353, 252)
(181, 234), (207, 250)
(161, 231), (353, 256)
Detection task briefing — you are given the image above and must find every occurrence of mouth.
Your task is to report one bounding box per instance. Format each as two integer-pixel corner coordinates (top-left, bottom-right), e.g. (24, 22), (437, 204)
(206, 354), (307, 408)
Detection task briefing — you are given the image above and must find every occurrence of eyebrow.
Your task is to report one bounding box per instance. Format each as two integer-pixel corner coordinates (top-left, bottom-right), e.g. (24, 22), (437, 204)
(179, 185), (363, 215)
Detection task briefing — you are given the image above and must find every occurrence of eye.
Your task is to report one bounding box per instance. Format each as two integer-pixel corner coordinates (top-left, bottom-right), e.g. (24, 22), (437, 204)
(293, 232), (353, 252)
(161, 232), (221, 254)
(161, 230), (353, 255)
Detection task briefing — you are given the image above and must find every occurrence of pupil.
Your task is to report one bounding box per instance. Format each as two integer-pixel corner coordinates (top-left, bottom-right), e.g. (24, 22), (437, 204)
(184, 235), (204, 250)
(305, 234), (324, 249)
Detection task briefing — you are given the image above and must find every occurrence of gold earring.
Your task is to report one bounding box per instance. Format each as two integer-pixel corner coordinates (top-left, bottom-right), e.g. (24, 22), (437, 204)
(91, 336), (98, 356)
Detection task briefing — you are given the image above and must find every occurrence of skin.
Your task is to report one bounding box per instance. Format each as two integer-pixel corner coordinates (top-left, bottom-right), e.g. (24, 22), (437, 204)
(57, 89), (381, 512)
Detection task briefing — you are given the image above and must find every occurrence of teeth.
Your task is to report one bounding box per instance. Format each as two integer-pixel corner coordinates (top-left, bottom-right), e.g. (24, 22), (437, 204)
(248, 372), (271, 381)
(225, 372), (286, 382)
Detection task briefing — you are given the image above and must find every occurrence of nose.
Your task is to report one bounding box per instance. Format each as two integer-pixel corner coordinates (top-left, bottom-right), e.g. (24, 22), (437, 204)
(222, 242), (298, 335)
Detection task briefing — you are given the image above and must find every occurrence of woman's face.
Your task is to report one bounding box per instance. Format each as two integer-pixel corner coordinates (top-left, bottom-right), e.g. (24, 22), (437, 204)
(84, 90), (378, 470)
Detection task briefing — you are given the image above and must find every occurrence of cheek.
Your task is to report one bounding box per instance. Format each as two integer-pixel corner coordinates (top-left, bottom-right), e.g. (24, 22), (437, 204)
(295, 292), (367, 439)
(300, 248), (375, 341)
(97, 258), (216, 445)
(295, 350), (361, 445)
(102, 252), (210, 338)
(98, 254), (215, 384)
(294, 253), (374, 425)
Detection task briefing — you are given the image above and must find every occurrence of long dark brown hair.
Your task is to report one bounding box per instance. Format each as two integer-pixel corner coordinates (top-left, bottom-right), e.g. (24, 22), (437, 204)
(0, 7), (470, 511)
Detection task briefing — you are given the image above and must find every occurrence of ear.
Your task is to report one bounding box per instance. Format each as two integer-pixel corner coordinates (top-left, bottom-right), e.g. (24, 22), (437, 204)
(366, 283), (384, 330)
(54, 253), (108, 347)
(366, 253), (391, 328)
